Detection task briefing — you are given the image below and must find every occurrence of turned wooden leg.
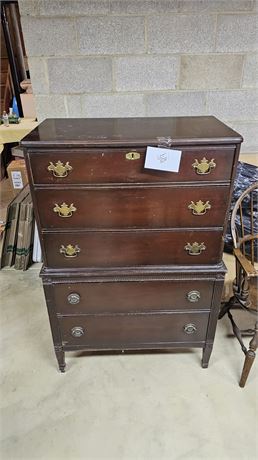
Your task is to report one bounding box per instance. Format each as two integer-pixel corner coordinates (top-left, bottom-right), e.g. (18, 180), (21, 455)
(55, 346), (66, 373)
(202, 342), (213, 368)
(239, 273), (251, 306)
(239, 321), (258, 388)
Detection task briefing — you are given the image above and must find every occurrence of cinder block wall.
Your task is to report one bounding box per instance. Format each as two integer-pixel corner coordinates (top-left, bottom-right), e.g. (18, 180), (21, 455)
(19, 0), (258, 152)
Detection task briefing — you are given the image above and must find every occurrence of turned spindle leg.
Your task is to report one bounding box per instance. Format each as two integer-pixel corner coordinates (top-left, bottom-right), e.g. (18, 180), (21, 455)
(239, 321), (257, 388)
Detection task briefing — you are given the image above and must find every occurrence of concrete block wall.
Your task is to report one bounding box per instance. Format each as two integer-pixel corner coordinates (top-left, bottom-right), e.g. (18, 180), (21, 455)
(19, 0), (258, 152)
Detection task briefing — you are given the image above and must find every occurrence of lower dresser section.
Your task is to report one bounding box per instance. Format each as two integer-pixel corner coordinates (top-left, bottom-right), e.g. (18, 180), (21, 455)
(42, 267), (225, 371)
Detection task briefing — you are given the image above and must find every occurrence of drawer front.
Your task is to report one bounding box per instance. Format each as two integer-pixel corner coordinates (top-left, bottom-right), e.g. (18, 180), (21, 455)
(43, 229), (223, 268)
(28, 147), (235, 184)
(36, 185), (230, 230)
(52, 279), (214, 314)
(60, 312), (210, 347)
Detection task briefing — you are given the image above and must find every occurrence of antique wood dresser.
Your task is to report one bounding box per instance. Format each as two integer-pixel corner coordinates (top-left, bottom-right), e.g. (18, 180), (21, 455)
(21, 117), (242, 372)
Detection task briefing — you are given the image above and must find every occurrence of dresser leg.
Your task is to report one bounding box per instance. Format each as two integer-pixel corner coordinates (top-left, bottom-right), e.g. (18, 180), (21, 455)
(55, 347), (66, 373)
(202, 343), (213, 368)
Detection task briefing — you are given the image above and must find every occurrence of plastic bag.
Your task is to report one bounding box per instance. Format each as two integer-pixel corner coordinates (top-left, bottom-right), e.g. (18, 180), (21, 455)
(224, 161), (258, 261)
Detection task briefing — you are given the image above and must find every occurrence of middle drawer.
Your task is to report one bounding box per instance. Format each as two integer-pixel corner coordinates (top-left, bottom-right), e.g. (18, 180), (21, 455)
(51, 279), (214, 315)
(35, 185), (230, 229)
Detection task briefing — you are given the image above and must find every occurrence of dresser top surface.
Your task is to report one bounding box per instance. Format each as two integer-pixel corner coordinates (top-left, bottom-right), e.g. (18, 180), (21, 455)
(21, 116), (242, 148)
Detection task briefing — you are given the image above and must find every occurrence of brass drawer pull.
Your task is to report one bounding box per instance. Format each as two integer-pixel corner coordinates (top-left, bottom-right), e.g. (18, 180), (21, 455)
(188, 200), (211, 215)
(192, 157), (216, 175)
(187, 290), (201, 302)
(125, 151), (141, 160)
(185, 242), (206, 256)
(47, 160), (73, 177)
(67, 293), (81, 304)
(71, 326), (84, 338)
(184, 323), (197, 334)
(59, 244), (80, 258)
(53, 202), (77, 218)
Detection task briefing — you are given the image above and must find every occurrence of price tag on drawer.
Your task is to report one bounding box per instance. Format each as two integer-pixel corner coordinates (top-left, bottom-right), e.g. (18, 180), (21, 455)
(144, 146), (182, 172)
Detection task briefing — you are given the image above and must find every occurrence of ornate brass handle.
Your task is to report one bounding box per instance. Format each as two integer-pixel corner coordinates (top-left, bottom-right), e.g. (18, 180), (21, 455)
(47, 160), (73, 177)
(184, 323), (197, 334)
(187, 290), (201, 302)
(53, 202), (77, 218)
(184, 242), (206, 256)
(125, 151), (141, 160)
(71, 326), (84, 338)
(188, 200), (211, 216)
(67, 293), (81, 304)
(192, 157), (216, 175)
(59, 244), (80, 258)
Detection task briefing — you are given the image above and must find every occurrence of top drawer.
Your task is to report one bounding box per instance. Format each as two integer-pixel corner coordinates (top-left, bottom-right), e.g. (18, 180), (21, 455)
(28, 146), (235, 185)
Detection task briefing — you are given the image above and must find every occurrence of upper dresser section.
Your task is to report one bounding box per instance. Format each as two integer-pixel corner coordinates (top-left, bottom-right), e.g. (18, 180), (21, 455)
(22, 117), (242, 186)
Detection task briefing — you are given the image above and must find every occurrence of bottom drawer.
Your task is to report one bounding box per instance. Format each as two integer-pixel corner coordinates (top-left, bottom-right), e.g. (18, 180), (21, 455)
(60, 312), (210, 348)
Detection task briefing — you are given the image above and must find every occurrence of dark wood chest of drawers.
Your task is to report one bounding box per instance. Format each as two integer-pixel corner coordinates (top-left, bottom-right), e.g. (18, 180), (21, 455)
(22, 116), (242, 372)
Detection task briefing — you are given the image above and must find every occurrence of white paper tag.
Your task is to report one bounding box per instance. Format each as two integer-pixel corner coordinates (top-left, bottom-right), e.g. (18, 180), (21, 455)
(144, 146), (182, 173)
(11, 171), (23, 189)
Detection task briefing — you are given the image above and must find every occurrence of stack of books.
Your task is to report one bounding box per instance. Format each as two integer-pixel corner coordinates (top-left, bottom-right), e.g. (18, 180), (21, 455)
(0, 184), (39, 270)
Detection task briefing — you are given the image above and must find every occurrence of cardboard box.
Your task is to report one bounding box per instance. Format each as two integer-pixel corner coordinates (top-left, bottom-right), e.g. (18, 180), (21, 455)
(7, 160), (28, 196)
(20, 93), (36, 118)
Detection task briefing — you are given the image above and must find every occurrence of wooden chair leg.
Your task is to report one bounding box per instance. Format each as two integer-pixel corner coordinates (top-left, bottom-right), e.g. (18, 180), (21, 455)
(239, 350), (256, 388)
(219, 296), (236, 319)
(239, 321), (258, 388)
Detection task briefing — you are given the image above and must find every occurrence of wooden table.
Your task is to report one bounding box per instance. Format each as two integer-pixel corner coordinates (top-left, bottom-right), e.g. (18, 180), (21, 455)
(0, 118), (39, 180)
(0, 118), (38, 151)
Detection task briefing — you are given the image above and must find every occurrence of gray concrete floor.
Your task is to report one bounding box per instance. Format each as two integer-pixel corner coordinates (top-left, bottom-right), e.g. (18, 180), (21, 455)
(0, 265), (257, 460)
